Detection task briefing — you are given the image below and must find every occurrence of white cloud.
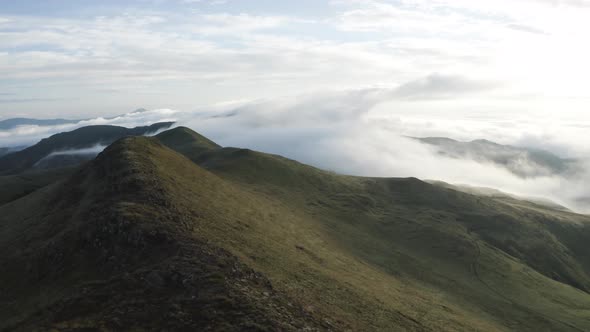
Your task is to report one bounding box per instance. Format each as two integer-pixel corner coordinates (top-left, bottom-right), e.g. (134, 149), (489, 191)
(2, 0), (590, 118)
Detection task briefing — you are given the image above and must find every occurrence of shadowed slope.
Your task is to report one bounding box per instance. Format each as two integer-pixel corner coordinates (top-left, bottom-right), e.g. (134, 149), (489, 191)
(0, 167), (75, 206)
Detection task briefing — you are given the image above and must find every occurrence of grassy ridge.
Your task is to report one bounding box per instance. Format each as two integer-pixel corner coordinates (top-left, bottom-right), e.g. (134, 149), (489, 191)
(1, 128), (590, 331)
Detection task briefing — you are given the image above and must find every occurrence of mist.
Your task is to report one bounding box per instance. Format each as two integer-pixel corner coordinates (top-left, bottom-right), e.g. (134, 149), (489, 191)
(182, 90), (590, 213)
(32, 144), (108, 169)
(44, 144), (108, 158)
(2, 89), (590, 212)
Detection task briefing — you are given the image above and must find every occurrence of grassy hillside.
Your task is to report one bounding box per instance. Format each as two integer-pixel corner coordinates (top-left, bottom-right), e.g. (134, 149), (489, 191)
(2, 127), (590, 331)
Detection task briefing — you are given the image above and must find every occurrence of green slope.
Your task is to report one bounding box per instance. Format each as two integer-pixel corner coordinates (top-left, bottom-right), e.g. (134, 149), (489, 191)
(2, 127), (590, 331)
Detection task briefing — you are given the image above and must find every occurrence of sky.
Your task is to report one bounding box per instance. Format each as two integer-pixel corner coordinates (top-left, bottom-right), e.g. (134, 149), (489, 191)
(2, 0), (590, 211)
(2, 0), (590, 118)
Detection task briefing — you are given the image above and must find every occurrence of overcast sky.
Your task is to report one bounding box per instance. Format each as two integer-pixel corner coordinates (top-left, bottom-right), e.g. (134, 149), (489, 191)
(2, 0), (590, 119)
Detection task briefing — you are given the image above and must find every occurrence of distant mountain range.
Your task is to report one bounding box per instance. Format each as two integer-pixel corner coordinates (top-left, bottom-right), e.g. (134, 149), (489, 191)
(1, 125), (590, 331)
(0, 118), (82, 130)
(0, 109), (149, 131)
(0, 121), (173, 175)
(412, 136), (577, 178)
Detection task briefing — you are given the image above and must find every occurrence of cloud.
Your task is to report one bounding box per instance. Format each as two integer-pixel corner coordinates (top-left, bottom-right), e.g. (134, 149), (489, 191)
(32, 144), (108, 168)
(174, 90), (590, 213)
(45, 144), (108, 157)
(391, 74), (498, 100)
(506, 24), (548, 35)
(2, 0), (590, 120)
(0, 98), (72, 103)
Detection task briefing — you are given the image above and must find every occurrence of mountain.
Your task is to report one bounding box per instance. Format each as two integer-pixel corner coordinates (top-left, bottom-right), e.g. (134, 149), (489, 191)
(412, 136), (577, 178)
(0, 117), (81, 130)
(0, 122), (174, 175)
(0, 110), (149, 131)
(1, 127), (590, 331)
(0, 146), (25, 158)
(0, 148), (9, 157)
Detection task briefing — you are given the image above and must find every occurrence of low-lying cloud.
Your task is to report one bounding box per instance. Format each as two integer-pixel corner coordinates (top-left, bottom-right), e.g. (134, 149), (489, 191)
(176, 90), (590, 213)
(3, 88), (590, 213)
(33, 144), (108, 168)
(44, 144), (108, 158)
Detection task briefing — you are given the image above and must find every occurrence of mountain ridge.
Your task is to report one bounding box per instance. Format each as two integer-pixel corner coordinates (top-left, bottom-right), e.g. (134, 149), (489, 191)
(1, 127), (590, 331)
(0, 137), (333, 331)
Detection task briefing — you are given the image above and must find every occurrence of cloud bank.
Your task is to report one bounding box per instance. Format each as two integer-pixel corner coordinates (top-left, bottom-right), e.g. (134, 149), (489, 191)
(2, 87), (590, 213)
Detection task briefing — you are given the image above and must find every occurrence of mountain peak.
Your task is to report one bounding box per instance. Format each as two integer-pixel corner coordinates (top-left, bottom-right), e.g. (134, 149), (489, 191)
(156, 126), (221, 157)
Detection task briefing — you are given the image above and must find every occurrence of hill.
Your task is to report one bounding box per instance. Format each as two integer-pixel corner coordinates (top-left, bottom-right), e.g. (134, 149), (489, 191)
(0, 122), (174, 175)
(1, 127), (590, 331)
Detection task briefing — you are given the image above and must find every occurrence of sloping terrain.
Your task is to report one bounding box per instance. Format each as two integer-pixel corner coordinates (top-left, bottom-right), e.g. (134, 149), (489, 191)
(0, 122), (174, 175)
(2, 127), (590, 331)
